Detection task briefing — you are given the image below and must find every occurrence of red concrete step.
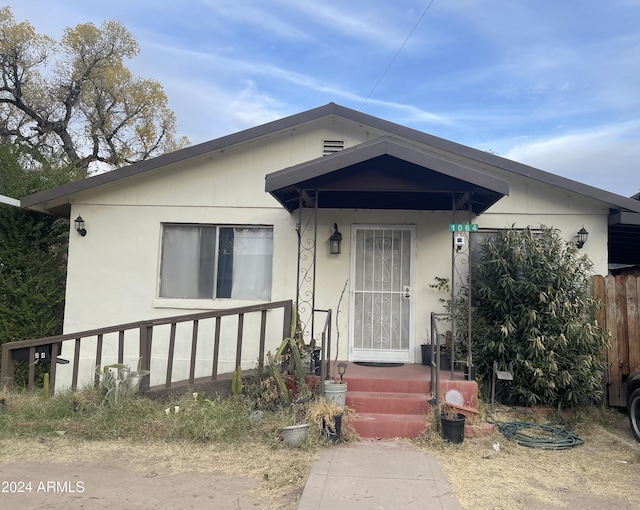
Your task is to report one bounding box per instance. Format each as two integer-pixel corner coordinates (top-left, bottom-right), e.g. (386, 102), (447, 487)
(346, 391), (430, 415)
(351, 412), (430, 439)
(325, 363), (485, 439)
(343, 376), (429, 394)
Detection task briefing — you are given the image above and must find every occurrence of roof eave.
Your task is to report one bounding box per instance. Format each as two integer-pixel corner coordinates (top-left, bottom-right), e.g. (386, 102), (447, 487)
(21, 103), (348, 217)
(19, 101), (640, 216)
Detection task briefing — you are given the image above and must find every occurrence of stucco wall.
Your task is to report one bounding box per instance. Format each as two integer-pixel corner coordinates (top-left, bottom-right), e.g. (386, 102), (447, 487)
(58, 117), (612, 387)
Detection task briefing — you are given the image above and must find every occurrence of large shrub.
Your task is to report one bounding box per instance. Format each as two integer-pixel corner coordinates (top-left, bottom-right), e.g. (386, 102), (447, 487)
(471, 226), (609, 408)
(0, 143), (73, 352)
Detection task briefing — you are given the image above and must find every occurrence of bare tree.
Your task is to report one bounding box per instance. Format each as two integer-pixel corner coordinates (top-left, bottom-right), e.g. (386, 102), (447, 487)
(0, 7), (189, 175)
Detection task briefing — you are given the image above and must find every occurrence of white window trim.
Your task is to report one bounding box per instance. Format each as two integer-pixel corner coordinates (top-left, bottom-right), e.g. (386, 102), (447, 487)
(157, 223), (274, 302)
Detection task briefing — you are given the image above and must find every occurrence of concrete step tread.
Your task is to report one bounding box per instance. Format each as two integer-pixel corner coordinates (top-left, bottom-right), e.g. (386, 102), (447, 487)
(344, 379), (430, 393)
(351, 412), (430, 438)
(354, 412), (429, 421)
(347, 390), (430, 399)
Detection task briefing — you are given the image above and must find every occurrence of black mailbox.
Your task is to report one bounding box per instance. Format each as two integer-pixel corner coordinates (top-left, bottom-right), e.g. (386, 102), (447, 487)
(10, 344), (58, 363)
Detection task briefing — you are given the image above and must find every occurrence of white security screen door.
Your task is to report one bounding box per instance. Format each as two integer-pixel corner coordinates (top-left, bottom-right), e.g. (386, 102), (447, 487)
(350, 225), (414, 362)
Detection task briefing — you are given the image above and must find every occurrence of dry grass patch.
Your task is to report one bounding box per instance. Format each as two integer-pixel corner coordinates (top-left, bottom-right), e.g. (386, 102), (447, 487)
(0, 388), (332, 508)
(418, 406), (640, 510)
(0, 436), (318, 509)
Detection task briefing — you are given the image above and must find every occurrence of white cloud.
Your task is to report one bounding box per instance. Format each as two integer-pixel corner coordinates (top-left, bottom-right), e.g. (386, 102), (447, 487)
(503, 122), (640, 197)
(5, 0), (640, 198)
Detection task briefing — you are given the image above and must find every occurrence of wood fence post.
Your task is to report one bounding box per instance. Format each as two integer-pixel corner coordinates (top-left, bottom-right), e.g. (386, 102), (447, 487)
(1, 343), (15, 388)
(139, 323), (152, 393)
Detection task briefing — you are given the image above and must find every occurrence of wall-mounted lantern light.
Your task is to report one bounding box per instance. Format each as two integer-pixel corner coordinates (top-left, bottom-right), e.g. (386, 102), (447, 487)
(329, 223), (342, 254)
(576, 226), (588, 249)
(74, 216), (87, 237)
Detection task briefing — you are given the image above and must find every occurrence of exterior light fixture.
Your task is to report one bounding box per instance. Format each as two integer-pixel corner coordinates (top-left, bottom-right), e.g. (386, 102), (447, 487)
(74, 216), (87, 237)
(329, 223), (342, 254)
(337, 362), (348, 383)
(576, 226), (588, 249)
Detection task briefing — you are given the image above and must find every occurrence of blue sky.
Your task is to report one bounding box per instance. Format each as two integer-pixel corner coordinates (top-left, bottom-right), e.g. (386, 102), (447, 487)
(6, 0), (640, 197)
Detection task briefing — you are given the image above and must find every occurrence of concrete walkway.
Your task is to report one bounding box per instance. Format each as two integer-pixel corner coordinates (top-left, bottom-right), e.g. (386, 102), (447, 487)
(297, 440), (462, 510)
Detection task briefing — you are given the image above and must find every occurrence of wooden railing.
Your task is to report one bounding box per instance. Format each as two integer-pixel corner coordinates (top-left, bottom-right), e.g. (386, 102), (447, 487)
(1, 300), (292, 395)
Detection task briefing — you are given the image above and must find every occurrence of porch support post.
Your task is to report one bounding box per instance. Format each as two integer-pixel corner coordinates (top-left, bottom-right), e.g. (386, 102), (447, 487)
(296, 193), (302, 314)
(450, 193), (456, 379)
(311, 192), (318, 343)
(295, 189), (318, 345)
(450, 191), (473, 379)
(467, 193), (473, 369)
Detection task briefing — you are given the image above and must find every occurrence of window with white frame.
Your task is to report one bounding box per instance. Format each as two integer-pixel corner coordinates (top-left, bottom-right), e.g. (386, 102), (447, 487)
(159, 224), (273, 300)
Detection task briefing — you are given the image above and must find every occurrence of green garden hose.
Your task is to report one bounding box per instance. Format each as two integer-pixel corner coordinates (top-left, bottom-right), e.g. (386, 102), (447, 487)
(496, 421), (584, 450)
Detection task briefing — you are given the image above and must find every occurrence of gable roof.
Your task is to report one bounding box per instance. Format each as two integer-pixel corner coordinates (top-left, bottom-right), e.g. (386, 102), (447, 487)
(265, 136), (509, 215)
(21, 102), (640, 217)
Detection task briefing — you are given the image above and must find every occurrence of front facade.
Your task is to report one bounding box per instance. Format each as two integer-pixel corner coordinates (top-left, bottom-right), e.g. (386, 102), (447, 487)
(22, 103), (640, 387)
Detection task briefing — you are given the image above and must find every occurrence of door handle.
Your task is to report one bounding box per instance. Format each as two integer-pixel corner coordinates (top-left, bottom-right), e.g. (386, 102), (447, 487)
(404, 286), (411, 299)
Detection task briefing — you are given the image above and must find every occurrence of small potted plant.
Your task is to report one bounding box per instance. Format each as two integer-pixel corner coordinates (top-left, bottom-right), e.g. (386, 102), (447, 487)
(421, 333), (432, 366)
(281, 398), (311, 447)
(439, 334), (452, 371)
(439, 399), (466, 444)
(309, 397), (345, 443)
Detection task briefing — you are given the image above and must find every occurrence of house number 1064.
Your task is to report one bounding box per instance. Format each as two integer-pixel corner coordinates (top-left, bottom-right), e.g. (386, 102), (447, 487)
(449, 224), (478, 232)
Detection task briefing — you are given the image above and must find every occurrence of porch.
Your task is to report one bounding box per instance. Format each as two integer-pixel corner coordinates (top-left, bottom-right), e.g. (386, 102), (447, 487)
(265, 134), (509, 370)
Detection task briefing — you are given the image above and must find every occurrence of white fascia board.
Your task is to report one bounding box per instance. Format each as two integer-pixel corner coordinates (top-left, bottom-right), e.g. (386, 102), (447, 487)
(0, 194), (20, 207)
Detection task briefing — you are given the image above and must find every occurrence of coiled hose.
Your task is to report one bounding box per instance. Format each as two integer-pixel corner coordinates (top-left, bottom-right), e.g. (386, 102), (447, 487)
(496, 420), (584, 450)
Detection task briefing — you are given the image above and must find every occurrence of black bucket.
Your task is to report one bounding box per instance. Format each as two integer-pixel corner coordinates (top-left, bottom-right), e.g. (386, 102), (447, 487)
(439, 352), (451, 371)
(421, 345), (432, 366)
(441, 413), (465, 443)
(322, 413), (343, 443)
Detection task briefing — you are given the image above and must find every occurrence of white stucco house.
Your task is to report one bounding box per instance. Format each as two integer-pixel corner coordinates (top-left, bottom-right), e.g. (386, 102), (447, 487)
(20, 103), (640, 388)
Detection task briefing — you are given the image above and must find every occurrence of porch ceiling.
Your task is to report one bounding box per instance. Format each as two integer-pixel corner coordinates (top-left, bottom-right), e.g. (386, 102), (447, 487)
(265, 136), (509, 215)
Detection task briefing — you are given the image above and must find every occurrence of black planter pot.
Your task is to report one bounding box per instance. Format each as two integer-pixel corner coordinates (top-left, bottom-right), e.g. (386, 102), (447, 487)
(464, 365), (476, 381)
(441, 413), (466, 443)
(421, 345), (432, 366)
(322, 413), (343, 443)
(439, 352), (451, 371)
(311, 348), (322, 375)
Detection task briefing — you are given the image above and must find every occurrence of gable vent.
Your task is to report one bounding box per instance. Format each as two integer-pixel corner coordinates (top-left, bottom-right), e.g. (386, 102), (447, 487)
(322, 139), (345, 157)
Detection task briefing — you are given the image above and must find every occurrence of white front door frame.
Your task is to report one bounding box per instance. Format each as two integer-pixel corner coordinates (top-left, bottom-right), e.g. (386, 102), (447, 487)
(348, 224), (415, 363)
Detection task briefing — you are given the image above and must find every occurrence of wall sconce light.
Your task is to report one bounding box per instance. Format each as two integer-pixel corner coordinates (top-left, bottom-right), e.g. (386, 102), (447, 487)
(329, 223), (342, 254)
(576, 226), (588, 249)
(74, 215), (87, 237)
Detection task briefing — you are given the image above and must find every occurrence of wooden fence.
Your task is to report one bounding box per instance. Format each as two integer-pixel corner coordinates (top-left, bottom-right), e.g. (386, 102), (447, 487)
(593, 274), (640, 407)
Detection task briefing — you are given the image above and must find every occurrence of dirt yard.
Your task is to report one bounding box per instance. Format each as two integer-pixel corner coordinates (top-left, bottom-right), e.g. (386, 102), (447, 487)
(428, 407), (640, 510)
(0, 440), (313, 509)
(1, 408), (638, 509)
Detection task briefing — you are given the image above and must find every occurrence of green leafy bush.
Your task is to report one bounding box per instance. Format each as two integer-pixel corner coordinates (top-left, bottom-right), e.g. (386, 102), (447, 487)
(471, 226), (609, 408)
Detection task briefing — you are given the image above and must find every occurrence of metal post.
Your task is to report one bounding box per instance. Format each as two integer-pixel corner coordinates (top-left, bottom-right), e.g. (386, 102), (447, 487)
(467, 195), (473, 370)
(450, 192), (456, 379)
